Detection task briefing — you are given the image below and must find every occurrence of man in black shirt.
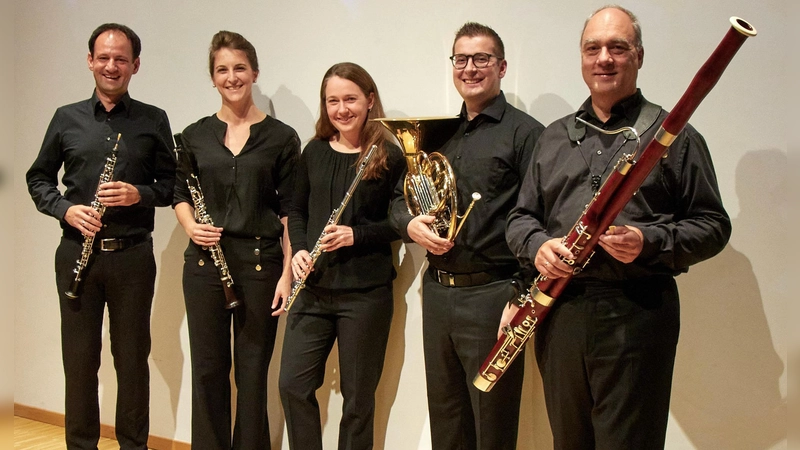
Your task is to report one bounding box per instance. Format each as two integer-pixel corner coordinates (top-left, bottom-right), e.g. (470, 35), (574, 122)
(506, 6), (731, 448)
(26, 23), (175, 450)
(390, 22), (544, 450)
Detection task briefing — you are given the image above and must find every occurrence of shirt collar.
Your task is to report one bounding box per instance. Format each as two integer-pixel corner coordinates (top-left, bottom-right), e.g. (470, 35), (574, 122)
(459, 91), (506, 123)
(91, 90), (132, 115)
(578, 88), (644, 127)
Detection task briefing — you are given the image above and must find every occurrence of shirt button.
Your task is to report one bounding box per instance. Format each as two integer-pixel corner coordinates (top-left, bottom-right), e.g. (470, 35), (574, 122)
(596, 150), (602, 155)
(255, 236), (261, 240)
(106, 137), (111, 141)
(254, 248), (261, 256)
(198, 259), (205, 267)
(255, 264), (262, 271)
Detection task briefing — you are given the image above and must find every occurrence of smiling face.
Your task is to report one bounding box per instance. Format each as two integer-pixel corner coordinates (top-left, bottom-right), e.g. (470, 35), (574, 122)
(452, 35), (506, 117)
(87, 30), (139, 106)
(581, 7), (643, 111)
(324, 75), (374, 142)
(211, 47), (258, 106)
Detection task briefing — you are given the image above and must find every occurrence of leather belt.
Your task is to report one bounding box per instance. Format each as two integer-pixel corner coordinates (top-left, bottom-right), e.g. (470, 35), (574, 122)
(429, 267), (498, 287)
(93, 233), (150, 252)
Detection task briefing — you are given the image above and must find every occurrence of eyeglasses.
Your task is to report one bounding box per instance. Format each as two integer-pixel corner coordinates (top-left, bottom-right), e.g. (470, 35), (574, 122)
(449, 53), (501, 69)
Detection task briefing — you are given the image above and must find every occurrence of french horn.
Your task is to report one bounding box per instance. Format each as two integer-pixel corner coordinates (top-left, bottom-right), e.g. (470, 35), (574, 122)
(374, 117), (480, 241)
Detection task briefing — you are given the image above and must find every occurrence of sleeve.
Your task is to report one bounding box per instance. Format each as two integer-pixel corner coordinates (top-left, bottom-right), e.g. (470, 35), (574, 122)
(275, 130), (300, 218)
(636, 128), (731, 271)
(133, 109), (176, 208)
(506, 136), (552, 273)
(26, 110), (73, 221)
(388, 166), (414, 243)
(288, 146), (310, 254)
(172, 125), (194, 207)
(352, 148), (405, 246)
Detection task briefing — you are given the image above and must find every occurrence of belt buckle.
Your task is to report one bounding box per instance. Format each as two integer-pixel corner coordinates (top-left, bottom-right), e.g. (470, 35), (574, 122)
(99, 238), (117, 252)
(437, 269), (456, 287)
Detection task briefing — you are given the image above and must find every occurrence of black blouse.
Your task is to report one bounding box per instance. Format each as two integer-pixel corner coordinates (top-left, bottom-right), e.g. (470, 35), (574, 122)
(289, 139), (404, 290)
(173, 114), (300, 240)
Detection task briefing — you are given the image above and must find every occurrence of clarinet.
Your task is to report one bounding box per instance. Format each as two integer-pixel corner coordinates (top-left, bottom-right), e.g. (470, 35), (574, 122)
(473, 17), (757, 392)
(65, 133), (122, 299)
(175, 133), (241, 309)
(284, 144), (378, 312)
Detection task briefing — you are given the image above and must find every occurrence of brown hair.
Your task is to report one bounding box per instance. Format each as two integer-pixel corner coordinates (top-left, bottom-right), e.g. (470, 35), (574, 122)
(208, 31), (259, 78)
(452, 22), (505, 59)
(314, 62), (391, 180)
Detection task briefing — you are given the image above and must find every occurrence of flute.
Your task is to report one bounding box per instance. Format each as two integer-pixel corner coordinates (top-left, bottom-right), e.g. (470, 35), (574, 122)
(284, 144), (378, 312)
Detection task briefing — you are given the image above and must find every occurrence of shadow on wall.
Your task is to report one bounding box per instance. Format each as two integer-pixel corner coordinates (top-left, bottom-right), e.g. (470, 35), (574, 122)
(671, 148), (788, 449)
(149, 224), (189, 437)
(529, 93), (578, 127)
(374, 241), (428, 449)
(259, 84), (317, 143)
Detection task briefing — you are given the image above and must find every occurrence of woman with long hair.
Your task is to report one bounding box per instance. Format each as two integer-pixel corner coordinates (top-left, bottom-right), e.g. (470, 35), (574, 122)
(279, 62), (404, 450)
(173, 31), (299, 449)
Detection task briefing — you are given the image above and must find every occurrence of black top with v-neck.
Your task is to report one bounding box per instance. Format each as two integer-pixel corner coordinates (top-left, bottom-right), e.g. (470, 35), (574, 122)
(174, 113), (300, 239)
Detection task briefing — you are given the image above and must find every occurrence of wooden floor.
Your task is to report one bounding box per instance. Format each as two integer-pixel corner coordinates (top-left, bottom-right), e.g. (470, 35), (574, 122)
(14, 416), (123, 450)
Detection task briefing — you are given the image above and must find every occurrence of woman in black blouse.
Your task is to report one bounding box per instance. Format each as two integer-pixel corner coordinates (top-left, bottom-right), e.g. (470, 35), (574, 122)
(279, 62), (404, 450)
(173, 31), (298, 449)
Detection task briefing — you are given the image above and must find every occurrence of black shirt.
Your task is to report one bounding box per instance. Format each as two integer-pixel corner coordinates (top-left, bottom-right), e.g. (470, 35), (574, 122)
(507, 90), (731, 280)
(173, 114), (300, 239)
(390, 92), (545, 274)
(289, 139), (404, 289)
(27, 91), (176, 240)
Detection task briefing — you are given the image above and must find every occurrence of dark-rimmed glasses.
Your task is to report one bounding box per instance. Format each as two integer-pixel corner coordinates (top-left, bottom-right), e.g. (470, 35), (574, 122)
(449, 53), (501, 69)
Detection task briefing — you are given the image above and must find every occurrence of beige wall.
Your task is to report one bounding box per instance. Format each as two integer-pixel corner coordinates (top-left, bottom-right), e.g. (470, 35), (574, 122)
(13, 1), (790, 449)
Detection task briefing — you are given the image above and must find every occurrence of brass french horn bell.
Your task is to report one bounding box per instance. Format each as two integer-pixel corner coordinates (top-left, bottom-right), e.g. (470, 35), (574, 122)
(373, 117), (480, 241)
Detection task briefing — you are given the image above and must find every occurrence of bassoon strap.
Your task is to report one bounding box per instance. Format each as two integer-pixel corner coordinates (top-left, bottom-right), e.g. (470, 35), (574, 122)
(566, 99), (663, 144)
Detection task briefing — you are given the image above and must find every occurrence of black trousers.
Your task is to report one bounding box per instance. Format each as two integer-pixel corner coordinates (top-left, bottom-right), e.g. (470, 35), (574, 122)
(183, 236), (283, 450)
(279, 283), (393, 450)
(55, 237), (155, 450)
(535, 276), (680, 450)
(422, 271), (525, 450)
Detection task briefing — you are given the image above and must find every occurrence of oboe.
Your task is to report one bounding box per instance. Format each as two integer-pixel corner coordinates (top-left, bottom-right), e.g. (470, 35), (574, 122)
(474, 17), (757, 392)
(284, 144), (378, 312)
(65, 133), (121, 299)
(174, 133), (241, 309)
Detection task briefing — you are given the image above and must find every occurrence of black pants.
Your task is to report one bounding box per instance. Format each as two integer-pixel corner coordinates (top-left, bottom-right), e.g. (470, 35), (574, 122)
(183, 236), (283, 450)
(422, 271), (524, 450)
(55, 237), (155, 450)
(279, 283), (393, 450)
(535, 276), (680, 450)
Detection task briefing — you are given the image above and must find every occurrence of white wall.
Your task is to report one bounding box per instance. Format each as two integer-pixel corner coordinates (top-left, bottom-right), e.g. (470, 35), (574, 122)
(13, 1), (790, 449)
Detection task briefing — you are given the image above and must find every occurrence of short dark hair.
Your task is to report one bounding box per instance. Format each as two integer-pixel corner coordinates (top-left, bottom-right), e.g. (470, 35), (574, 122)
(208, 31), (259, 78)
(452, 22), (505, 59)
(88, 23), (141, 59)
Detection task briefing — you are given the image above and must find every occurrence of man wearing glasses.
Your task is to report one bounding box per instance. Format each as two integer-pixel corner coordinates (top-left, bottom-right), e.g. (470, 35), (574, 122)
(390, 22), (544, 449)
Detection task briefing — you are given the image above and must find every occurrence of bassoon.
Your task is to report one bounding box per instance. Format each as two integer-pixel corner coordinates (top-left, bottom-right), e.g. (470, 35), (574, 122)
(474, 17), (757, 392)
(174, 133), (241, 309)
